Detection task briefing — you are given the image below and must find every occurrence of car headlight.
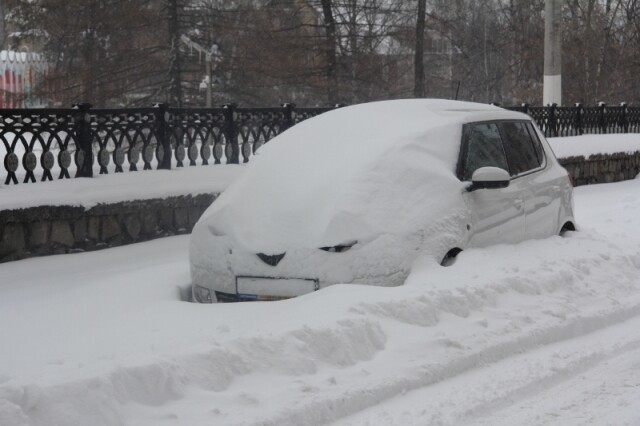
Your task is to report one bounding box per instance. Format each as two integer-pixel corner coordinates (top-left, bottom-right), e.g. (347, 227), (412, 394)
(193, 285), (213, 303)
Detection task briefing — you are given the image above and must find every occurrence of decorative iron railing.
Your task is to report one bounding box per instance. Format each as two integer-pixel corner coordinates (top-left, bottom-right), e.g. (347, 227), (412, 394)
(1, 102), (639, 185)
(508, 103), (639, 137)
(0, 103), (333, 185)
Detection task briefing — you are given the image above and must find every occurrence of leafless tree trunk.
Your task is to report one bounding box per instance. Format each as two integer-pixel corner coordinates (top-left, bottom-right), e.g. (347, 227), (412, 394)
(321, 0), (339, 104)
(0, 0), (6, 49)
(414, 0), (426, 98)
(167, 0), (183, 106)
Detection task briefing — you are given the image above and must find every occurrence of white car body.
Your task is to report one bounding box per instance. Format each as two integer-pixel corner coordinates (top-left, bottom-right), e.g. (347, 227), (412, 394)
(190, 99), (575, 302)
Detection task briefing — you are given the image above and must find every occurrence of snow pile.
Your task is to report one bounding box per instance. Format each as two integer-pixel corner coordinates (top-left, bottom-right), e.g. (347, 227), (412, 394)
(2, 179), (640, 425)
(0, 165), (244, 210)
(548, 133), (640, 158)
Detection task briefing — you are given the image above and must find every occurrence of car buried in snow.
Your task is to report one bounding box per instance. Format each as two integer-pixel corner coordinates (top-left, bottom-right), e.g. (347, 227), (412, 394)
(190, 99), (575, 303)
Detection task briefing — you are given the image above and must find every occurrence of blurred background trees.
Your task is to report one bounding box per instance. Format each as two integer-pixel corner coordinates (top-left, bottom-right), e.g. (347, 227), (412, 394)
(1, 0), (639, 107)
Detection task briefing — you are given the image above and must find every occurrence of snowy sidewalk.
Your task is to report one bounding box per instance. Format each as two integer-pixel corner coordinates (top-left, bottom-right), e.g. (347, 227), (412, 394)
(0, 165), (245, 210)
(548, 133), (640, 158)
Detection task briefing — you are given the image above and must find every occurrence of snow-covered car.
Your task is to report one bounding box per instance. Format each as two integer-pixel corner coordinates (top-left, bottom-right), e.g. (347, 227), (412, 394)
(190, 99), (575, 302)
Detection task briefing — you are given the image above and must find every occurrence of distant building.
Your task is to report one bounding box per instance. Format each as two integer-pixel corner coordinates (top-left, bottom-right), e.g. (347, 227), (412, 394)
(0, 50), (48, 108)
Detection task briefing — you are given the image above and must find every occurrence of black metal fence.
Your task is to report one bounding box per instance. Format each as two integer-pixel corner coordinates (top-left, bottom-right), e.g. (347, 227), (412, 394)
(506, 103), (640, 137)
(1, 102), (639, 185)
(0, 103), (333, 185)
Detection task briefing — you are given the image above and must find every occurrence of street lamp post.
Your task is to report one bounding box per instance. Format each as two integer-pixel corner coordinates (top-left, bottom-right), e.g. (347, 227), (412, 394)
(180, 35), (220, 107)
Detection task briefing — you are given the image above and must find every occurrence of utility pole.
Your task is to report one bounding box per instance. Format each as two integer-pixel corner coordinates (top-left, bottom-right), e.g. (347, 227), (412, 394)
(543, 0), (563, 105)
(320, 0), (338, 105)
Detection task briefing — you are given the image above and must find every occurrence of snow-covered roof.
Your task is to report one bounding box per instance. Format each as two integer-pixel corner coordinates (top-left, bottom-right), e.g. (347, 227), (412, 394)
(0, 50), (46, 64)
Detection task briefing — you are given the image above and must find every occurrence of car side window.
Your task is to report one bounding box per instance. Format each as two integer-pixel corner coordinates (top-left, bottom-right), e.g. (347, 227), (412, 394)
(525, 122), (545, 165)
(461, 123), (509, 181)
(498, 122), (542, 176)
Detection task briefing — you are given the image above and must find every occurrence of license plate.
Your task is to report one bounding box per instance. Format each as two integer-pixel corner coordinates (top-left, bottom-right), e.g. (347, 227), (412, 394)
(236, 276), (319, 300)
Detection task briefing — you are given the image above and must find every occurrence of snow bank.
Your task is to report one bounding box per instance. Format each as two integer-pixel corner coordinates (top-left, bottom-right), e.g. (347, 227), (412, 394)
(2, 179), (640, 425)
(548, 133), (640, 158)
(0, 165), (244, 210)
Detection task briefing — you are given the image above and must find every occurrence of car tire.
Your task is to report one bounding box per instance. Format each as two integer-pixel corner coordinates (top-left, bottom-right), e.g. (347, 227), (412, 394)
(559, 222), (576, 237)
(441, 248), (463, 267)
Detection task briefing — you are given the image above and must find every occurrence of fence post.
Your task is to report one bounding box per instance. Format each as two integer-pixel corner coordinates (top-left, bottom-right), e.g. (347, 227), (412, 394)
(281, 103), (296, 133)
(223, 103), (238, 164)
(574, 103), (583, 135)
(73, 103), (93, 178)
(154, 103), (172, 170)
(620, 102), (628, 133)
(521, 102), (529, 115)
(598, 101), (606, 133)
(549, 103), (558, 137)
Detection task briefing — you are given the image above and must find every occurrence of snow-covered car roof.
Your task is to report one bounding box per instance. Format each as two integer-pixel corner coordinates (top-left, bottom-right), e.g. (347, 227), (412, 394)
(198, 99), (530, 253)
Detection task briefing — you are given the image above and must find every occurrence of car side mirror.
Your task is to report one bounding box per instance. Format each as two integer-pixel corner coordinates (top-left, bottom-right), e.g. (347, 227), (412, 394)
(467, 167), (510, 192)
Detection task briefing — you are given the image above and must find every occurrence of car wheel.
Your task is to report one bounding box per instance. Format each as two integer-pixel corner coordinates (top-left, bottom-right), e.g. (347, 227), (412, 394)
(441, 248), (463, 267)
(559, 222), (576, 237)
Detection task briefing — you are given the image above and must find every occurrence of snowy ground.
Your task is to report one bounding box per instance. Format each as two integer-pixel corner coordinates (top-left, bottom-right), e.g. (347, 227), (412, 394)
(0, 165), (245, 210)
(1, 175), (640, 425)
(548, 133), (640, 159)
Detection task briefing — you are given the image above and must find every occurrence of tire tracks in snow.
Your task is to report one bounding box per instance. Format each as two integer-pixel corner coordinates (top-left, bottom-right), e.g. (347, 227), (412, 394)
(255, 298), (640, 426)
(245, 237), (640, 426)
(332, 311), (640, 426)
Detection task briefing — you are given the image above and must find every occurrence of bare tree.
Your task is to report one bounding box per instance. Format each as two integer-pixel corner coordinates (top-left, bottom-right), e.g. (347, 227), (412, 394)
(0, 0), (6, 49)
(5, 0), (640, 108)
(414, 0), (426, 97)
(11, 0), (170, 107)
(320, 0), (339, 104)
(167, 0), (184, 106)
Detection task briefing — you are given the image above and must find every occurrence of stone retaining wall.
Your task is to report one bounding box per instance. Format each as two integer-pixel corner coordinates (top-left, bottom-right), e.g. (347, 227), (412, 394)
(0, 193), (217, 263)
(559, 151), (640, 186)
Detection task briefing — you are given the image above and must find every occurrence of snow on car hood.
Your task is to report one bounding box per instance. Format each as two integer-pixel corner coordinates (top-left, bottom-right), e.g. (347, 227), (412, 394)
(196, 99), (501, 253)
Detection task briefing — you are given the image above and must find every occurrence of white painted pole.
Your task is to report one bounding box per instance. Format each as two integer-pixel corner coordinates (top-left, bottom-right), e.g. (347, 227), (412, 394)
(543, 0), (563, 105)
